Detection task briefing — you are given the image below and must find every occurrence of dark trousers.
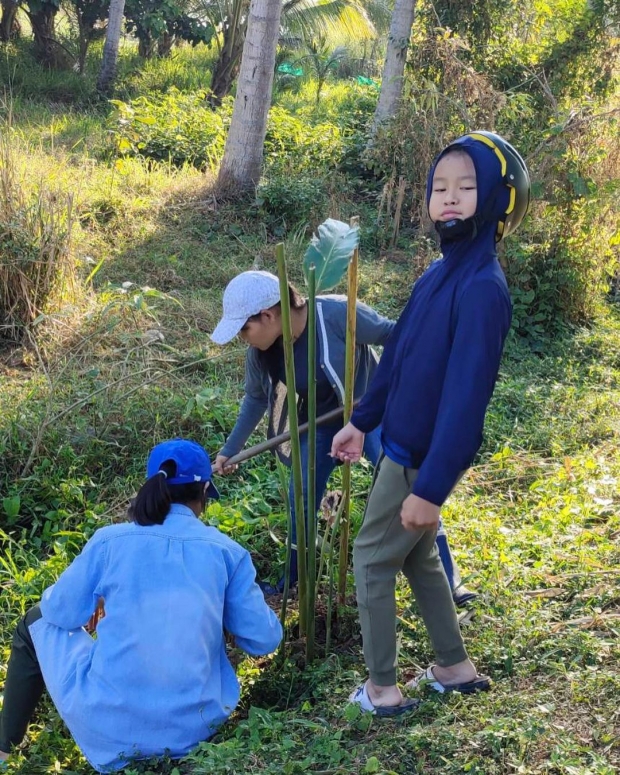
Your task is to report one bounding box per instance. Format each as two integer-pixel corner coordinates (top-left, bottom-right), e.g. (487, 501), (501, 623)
(0, 606), (45, 753)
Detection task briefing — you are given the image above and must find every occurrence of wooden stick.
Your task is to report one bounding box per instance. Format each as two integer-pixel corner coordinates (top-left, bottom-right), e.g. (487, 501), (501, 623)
(226, 403), (358, 466)
(338, 216), (359, 604)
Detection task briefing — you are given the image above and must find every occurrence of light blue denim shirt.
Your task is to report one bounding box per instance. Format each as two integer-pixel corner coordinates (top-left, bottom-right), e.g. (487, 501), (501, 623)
(29, 504), (282, 772)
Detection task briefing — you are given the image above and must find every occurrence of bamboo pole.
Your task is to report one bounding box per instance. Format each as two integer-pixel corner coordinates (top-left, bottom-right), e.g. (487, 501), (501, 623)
(306, 266), (317, 662)
(275, 459), (292, 665)
(275, 243), (308, 634)
(337, 216), (359, 605)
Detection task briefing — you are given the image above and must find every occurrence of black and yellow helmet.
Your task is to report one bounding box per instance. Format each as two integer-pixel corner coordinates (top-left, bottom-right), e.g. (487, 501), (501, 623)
(440, 130), (531, 241)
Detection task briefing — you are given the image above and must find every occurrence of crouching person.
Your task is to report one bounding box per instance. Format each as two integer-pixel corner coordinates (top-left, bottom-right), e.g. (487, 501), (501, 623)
(0, 439), (282, 772)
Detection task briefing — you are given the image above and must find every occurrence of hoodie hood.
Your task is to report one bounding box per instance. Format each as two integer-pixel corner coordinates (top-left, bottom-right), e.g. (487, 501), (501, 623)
(426, 136), (511, 267)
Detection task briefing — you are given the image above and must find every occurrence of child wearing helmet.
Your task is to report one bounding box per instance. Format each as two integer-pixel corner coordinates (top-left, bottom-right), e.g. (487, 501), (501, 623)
(332, 131), (530, 715)
(0, 440), (282, 772)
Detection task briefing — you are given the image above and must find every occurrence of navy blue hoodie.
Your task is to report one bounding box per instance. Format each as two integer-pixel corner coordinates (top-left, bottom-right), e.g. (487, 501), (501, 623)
(350, 137), (512, 506)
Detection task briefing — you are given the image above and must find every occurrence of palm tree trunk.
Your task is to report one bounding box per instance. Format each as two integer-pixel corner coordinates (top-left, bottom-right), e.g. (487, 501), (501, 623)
(208, 30), (246, 106)
(97, 0), (126, 95)
(0, 0), (19, 42)
(216, 0), (283, 192)
(209, 0), (249, 106)
(370, 0), (416, 135)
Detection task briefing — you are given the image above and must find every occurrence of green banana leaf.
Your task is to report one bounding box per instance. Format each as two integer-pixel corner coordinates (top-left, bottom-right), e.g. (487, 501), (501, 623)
(303, 218), (360, 294)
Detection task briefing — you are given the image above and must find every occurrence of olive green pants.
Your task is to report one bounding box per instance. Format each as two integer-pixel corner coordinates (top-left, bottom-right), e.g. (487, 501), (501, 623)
(353, 455), (468, 686)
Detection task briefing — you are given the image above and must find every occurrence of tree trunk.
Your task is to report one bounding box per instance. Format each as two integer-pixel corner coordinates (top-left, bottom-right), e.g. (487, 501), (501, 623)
(208, 31), (245, 106)
(75, 6), (90, 74)
(370, 0), (416, 135)
(217, 0), (283, 192)
(0, 0), (19, 42)
(137, 31), (156, 58)
(97, 0), (126, 95)
(208, 1), (249, 106)
(157, 30), (174, 57)
(27, 3), (61, 67)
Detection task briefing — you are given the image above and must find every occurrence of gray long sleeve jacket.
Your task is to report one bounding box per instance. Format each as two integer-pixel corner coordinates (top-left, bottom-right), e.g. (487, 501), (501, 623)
(220, 295), (395, 460)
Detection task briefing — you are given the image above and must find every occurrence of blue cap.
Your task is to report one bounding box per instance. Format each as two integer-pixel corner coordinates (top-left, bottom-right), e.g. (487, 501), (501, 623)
(146, 439), (220, 499)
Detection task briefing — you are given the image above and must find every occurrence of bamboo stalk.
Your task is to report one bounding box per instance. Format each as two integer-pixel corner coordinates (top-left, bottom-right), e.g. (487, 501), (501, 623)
(319, 493), (346, 584)
(306, 266), (317, 662)
(275, 243), (308, 635)
(276, 459), (292, 655)
(325, 495), (346, 654)
(337, 216), (359, 605)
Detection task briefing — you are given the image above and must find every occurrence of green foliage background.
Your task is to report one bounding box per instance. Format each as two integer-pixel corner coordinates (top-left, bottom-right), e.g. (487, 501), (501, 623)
(0, 0), (619, 772)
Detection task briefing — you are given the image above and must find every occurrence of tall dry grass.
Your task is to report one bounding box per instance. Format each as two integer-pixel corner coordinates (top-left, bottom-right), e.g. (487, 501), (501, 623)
(0, 123), (77, 342)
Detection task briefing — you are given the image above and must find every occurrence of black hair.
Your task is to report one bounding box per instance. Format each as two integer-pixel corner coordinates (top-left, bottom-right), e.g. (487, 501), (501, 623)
(441, 146), (471, 158)
(250, 282), (305, 382)
(286, 282), (306, 310)
(129, 459), (206, 526)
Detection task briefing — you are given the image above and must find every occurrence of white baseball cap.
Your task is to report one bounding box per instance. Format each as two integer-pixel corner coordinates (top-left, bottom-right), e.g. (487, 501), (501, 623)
(211, 271), (282, 345)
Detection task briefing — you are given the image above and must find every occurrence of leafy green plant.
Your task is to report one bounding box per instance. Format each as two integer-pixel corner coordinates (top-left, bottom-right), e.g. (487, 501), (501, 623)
(263, 106), (346, 173)
(109, 91), (232, 169)
(275, 218), (359, 661)
(256, 174), (328, 231)
(505, 116), (619, 340)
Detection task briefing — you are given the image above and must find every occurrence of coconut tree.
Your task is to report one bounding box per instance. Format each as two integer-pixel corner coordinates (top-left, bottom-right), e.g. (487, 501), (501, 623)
(205, 0), (249, 106)
(195, 0), (381, 105)
(298, 36), (347, 104)
(216, 0), (283, 191)
(97, 0), (126, 95)
(370, 0), (416, 135)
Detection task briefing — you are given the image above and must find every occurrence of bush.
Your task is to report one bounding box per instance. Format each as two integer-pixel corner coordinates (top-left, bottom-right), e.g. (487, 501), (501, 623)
(505, 116), (620, 340)
(256, 174), (329, 231)
(362, 7), (619, 334)
(263, 107), (345, 174)
(108, 92), (350, 176)
(109, 90), (232, 170)
(0, 124), (77, 341)
(0, 40), (98, 106)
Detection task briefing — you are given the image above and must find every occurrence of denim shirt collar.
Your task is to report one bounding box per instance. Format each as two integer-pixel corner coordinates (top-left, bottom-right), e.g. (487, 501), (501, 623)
(166, 503), (198, 520)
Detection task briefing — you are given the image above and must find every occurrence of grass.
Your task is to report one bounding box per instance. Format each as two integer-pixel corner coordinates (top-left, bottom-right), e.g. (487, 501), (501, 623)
(0, 38), (619, 775)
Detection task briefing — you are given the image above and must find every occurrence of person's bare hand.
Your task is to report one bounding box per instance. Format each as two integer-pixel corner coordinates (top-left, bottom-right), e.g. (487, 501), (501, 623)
(213, 454), (238, 475)
(400, 494), (440, 531)
(330, 422), (365, 463)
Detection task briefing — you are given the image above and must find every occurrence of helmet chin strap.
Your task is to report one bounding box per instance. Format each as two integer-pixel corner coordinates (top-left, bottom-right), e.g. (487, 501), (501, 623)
(434, 214), (480, 242)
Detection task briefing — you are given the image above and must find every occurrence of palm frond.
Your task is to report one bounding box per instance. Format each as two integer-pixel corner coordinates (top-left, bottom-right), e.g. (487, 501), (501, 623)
(283, 0), (377, 44)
